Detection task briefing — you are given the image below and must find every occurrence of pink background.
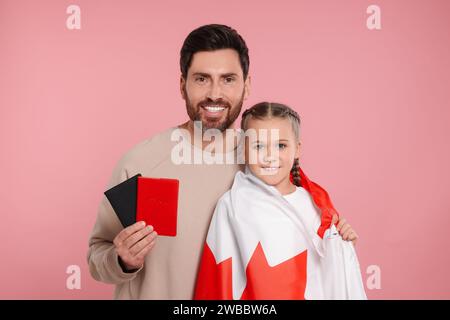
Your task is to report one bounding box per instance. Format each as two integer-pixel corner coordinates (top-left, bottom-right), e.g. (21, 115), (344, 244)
(1, 0), (449, 299)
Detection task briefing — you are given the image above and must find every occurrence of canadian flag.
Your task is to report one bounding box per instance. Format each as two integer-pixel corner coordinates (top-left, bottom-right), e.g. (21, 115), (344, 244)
(194, 168), (367, 300)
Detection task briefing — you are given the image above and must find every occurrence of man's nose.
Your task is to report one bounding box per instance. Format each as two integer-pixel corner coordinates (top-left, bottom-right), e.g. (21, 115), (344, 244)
(206, 81), (223, 100)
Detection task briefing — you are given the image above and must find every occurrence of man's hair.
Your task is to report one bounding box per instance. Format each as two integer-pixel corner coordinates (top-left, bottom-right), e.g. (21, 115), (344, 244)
(180, 24), (249, 80)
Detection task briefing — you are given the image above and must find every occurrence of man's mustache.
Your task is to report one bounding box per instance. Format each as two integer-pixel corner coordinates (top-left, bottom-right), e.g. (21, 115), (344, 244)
(198, 99), (231, 109)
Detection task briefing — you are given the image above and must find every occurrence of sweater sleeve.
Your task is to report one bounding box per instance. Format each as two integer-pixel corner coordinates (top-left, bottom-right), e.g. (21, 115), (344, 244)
(87, 157), (143, 285)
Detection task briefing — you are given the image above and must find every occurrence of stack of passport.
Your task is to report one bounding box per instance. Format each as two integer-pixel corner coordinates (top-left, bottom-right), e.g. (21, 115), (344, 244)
(104, 174), (179, 236)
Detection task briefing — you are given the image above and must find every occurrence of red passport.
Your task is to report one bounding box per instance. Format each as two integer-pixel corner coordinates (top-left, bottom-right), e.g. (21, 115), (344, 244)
(136, 177), (179, 237)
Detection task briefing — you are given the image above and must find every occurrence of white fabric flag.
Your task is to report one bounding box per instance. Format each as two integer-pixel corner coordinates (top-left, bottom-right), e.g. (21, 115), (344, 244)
(195, 169), (367, 300)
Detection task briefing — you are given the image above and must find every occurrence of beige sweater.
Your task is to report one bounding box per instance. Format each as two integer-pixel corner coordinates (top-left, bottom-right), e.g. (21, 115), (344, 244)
(87, 126), (241, 299)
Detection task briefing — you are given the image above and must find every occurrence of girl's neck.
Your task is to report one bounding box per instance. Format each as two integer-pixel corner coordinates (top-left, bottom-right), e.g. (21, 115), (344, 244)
(275, 176), (297, 196)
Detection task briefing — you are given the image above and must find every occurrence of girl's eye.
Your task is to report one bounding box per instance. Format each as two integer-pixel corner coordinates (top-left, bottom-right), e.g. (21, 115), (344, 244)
(278, 143), (287, 149)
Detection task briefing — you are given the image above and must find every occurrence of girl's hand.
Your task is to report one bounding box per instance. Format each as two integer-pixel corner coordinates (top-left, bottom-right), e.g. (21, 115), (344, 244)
(331, 214), (359, 245)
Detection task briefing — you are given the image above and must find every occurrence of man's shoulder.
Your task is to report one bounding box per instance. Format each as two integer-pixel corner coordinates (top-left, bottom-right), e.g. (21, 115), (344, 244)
(128, 127), (176, 153)
(116, 127), (178, 173)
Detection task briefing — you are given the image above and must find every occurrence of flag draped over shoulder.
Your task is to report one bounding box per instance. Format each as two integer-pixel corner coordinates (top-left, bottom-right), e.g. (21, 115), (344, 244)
(194, 168), (367, 300)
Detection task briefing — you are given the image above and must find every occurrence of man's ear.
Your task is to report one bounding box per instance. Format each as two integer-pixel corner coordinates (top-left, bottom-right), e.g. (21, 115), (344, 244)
(180, 75), (186, 100)
(243, 75), (251, 100)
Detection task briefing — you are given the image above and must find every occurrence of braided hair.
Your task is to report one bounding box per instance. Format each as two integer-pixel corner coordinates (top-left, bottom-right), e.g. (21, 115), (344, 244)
(240, 102), (301, 186)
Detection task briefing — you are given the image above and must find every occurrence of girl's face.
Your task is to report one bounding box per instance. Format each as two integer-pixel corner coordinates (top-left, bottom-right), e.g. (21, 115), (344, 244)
(244, 117), (301, 195)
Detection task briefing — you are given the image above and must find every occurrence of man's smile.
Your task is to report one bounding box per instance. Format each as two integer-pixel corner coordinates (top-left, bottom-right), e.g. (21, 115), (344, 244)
(200, 104), (228, 118)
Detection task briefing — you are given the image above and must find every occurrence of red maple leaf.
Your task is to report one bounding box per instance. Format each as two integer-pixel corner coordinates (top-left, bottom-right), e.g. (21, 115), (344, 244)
(194, 242), (308, 300)
(241, 242), (307, 300)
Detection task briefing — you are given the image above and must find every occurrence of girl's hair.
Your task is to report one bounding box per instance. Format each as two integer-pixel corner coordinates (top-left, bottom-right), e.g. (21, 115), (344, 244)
(240, 102), (302, 186)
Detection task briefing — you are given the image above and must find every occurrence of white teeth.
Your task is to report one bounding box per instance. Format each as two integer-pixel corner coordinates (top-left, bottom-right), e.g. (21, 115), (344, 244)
(204, 106), (225, 112)
(262, 167), (279, 171)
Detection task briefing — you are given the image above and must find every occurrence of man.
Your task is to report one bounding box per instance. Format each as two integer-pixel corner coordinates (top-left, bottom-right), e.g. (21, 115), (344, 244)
(87, 24), (358, 299)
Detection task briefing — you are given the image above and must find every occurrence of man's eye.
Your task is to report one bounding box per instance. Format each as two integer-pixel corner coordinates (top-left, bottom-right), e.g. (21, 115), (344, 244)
(224, 77), (235, 83)
(196, 77), (206, 82)
(253, 144), (264, 150)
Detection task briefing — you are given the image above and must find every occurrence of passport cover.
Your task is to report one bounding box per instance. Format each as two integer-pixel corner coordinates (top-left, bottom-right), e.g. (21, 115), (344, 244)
(104, 173), (141, 228)
(136, 177), (179, 237)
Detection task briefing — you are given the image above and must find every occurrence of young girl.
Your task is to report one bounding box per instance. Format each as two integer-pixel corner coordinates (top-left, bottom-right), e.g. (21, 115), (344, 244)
(194, 102), (366, 300)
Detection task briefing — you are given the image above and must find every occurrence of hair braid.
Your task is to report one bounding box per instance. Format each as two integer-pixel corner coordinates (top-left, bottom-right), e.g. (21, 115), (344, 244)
(291, 158), (301, 187)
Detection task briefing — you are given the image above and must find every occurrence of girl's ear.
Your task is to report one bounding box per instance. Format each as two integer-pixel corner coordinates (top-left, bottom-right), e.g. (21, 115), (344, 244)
(295, 141), (301, 159)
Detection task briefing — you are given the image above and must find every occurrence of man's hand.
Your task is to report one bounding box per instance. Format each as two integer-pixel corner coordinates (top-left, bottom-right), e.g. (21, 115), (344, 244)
(113, 221), (158, 271)
(331, 214), (359, 245)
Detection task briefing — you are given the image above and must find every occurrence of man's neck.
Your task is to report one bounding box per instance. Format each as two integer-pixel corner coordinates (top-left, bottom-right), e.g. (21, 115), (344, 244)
(179, 120), (241, 153)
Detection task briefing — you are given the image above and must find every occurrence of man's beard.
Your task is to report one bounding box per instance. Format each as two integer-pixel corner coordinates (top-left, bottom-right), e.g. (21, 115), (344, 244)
(184, 91), (245, 133)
